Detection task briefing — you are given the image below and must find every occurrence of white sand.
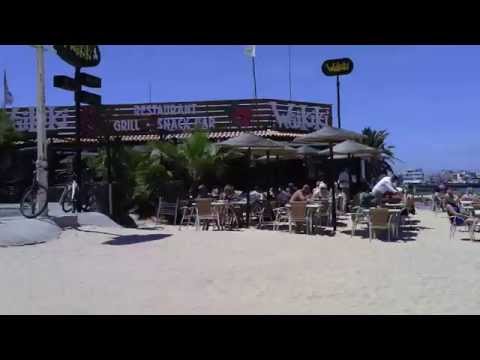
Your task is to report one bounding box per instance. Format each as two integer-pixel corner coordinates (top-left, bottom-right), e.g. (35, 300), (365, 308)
(1, 209), (480, 314)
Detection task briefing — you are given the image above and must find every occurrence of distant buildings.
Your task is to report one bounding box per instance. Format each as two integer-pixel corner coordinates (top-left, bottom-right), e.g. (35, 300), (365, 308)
(402, 169), (425, 185)
(425, 169), (480, 185)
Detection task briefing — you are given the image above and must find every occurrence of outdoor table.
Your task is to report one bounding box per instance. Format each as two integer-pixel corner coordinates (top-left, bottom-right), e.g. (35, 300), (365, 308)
(285, 203), (323, 234)
(212, 200), (247, 229)
(385, 203), (405, 210)
(462, 205), (475, 216)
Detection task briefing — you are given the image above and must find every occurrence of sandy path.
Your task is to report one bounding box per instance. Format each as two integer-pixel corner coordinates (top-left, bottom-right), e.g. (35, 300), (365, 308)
(1, 210), (480, 314)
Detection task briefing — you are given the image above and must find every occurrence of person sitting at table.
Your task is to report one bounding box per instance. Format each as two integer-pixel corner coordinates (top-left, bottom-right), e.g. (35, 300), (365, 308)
(276, 187), (291, 206)
(210, 187), (220, 199)
(313, 180), (328, 199)
(290, 184), (312, 203)
(354, 182), (374, 209)
(445, 192), (476, 229)
(220, 184), (236, 201)
(268, 187), (277, 200)
(371, 174), (400, 205)
(461, 188), (476, 201)
(288, 182), (298, 194)
(196, 184), (210, 199)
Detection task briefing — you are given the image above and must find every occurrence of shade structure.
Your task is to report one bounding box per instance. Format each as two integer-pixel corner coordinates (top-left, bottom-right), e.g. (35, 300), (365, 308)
(295, 145), (323, 156)
(316, 140), (380, 158)
(292, 126), (364, 233)
(292, 125), (364, 144)
(218, 133), (285, 151)
(217, 133), (296, 227)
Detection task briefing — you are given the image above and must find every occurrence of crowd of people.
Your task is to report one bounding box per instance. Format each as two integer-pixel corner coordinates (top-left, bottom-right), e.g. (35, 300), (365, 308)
(188, 172), (423, 215)
(433, 185), (479, 227)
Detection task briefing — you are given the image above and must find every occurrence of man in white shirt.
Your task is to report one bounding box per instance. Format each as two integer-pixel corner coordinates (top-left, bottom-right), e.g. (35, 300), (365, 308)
(371, 175), (399, 204)
(313, 180), (328, 199)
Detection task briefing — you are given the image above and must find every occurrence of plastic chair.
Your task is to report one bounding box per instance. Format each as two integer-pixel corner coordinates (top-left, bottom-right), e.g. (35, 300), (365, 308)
(351, 207), (369, 237)
(178, 201), (195, 230)
(449, 216), (476, 240)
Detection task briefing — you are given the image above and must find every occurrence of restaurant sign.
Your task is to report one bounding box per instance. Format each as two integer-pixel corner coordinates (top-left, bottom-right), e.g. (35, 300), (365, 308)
(8, 99), (331, 136)
(321, 58), (354, 76)
(53, 45), (101, 68)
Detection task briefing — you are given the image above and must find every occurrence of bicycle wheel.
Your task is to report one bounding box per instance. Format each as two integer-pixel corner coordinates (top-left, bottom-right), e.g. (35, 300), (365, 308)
(61, 186), (74, 213)
(19, 184), (48, 219)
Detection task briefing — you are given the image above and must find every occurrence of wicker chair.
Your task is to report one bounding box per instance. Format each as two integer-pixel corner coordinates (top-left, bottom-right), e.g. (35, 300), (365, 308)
(316, 200), (331, 227)
(194, 198), (220, 231)
(368, 208), (393, 242)
(288, 201), (307, 233)
(156, 197), (179, 225)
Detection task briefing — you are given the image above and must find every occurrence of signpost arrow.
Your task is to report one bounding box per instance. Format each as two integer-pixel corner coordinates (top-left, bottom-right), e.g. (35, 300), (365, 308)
(75, 90), (101, 106)
(78, 72), (101, 88)
(53, 75), (78, 91)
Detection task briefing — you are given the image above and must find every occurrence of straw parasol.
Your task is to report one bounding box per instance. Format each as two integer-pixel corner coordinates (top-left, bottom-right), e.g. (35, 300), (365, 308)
(316, 139), (379, 157)
(293, 126), (364, 232)
(217, 133), (296, 226)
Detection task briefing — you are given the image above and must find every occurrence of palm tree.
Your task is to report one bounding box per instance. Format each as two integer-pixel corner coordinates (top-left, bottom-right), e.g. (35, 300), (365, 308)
(177, 130), (238, 186)
(361, 127), (396, 181)
(0, 110), (21, 149)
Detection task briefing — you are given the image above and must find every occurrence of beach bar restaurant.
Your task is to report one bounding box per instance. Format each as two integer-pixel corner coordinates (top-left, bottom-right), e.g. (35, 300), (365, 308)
(7, 98), (332, 143)
(2, 99), (335, 200)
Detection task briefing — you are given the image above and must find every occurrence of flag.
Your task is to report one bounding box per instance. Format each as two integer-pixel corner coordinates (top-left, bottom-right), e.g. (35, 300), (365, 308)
(244, 45), (256, 58)
(3, 70), (13, 107)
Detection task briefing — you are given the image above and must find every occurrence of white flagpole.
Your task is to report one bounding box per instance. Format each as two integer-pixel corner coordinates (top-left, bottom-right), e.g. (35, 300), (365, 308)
(252, 56), (257, 99)
(3, 70), (6, 110)
(288, 45), (292, 101)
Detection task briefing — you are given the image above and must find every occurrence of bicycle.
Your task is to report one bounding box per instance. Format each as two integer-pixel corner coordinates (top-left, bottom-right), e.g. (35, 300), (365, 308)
(19, 166), (48, 219)
(59, 171), (97, 213)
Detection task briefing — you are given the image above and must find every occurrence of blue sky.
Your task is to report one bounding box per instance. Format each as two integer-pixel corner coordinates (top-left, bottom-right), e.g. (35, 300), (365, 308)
(1, 45), (479, 174)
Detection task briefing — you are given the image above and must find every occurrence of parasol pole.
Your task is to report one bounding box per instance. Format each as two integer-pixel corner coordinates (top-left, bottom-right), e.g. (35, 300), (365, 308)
(266, 150), (271, 200)
(330, 143), (337, 233)
(246, 147), (252, 227)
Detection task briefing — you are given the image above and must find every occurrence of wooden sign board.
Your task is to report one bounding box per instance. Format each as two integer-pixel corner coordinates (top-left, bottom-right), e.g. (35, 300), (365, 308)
(7, 99), (332, 138)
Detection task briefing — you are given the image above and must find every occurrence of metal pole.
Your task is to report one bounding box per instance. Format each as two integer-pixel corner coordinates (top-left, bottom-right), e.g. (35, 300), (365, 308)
(266, 150), (270, 200)
(330, 144), (337, 232)
(106, 136), (113, 217)
(348, 154), (353, 201)
(252, 57), (257, 99)
(336, 75), (341, 128)
(74, 66), (82, 212)
(35, 45), (48, 217)
(361, 158), (366, 181)
(246, 147), (252, 227)
(288, 45), (292, 101)
(148, 82), (152, 103)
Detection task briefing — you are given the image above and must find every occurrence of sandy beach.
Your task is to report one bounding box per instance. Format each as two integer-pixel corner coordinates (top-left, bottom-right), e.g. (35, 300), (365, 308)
(1, 209), (480, 314)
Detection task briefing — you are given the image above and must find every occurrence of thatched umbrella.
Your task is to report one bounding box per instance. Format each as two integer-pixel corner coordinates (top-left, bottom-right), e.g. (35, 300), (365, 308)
(316, 140), (380, 202)
(217, 133), (295, 227)
(293, 126), (364, 232)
